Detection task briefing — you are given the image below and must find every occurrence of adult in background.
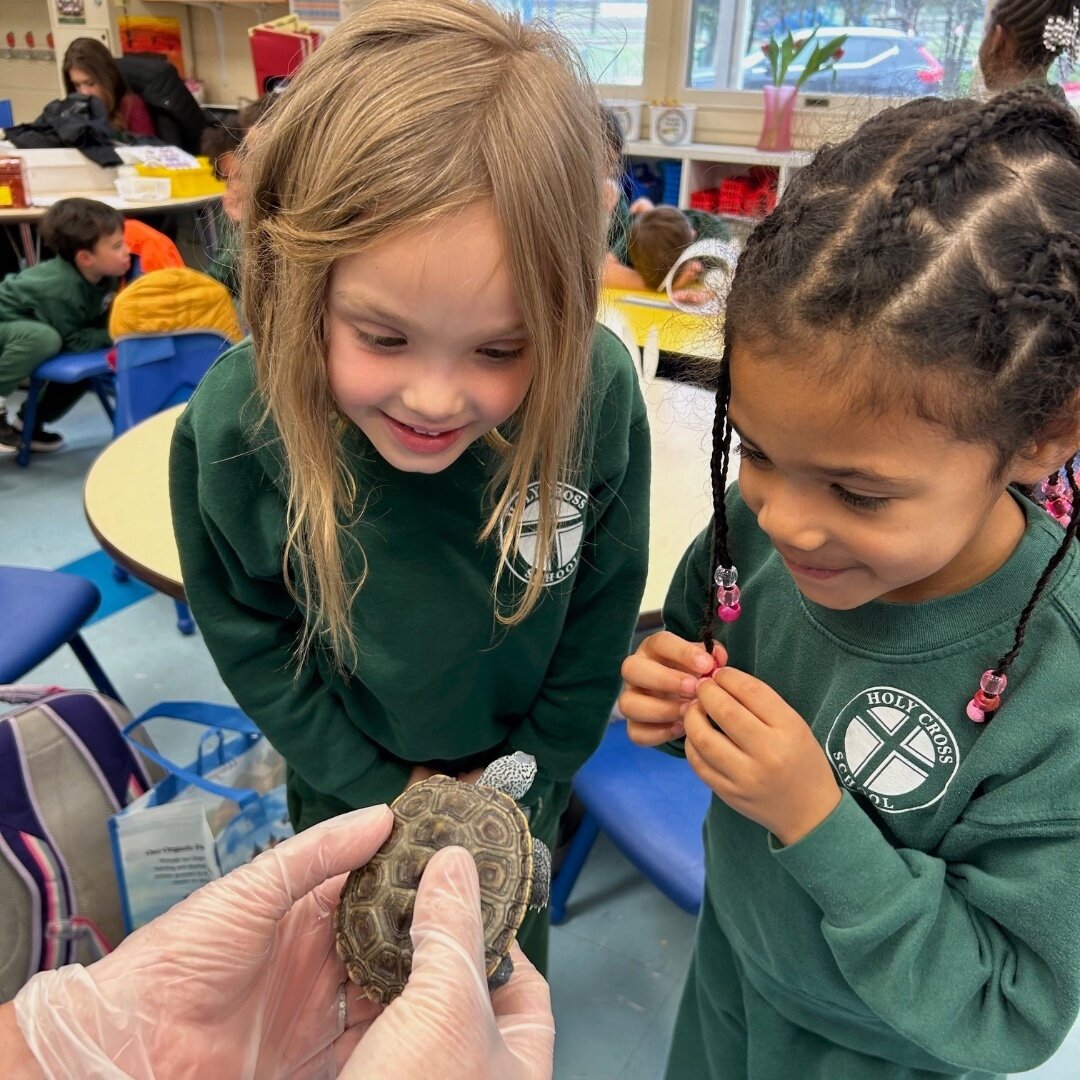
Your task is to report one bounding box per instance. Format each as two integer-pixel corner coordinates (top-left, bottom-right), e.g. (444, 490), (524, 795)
(62, 38), (155, 138)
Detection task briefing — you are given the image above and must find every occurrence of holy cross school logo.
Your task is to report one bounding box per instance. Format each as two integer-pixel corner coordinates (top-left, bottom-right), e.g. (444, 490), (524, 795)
(500, 482), (588, 586)
(826, 686), (960, 814)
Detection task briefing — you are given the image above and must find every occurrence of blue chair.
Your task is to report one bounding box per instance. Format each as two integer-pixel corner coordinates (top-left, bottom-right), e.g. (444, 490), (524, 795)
(111, 332), (234, 634)
(15, 350), (115, 468)
(549, 718), (710, 923)
(0, 100), (13, 129)
(0, 566), (122, 703)
(113, 332), (231, 435)
(14, 258), (145, 468)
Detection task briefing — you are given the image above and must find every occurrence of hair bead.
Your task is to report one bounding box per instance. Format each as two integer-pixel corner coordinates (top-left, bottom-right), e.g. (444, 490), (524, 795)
(966, 670), (1009, 723)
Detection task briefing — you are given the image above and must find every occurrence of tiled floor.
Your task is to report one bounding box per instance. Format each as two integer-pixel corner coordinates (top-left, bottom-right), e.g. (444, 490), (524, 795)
(5, 393), (1080, 1078)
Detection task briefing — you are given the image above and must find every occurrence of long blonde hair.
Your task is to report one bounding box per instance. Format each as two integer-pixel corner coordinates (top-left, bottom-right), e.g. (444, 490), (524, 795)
(240, 0), (607, 669)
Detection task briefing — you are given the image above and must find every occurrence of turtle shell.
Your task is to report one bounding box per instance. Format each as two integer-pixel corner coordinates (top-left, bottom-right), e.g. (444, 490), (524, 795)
(334, 774), (534, 1003)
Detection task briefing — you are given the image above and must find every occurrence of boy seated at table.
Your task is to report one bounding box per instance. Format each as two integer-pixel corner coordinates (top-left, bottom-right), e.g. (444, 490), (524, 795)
(0, 197), (130, 454)
(629, 203), (732, 289)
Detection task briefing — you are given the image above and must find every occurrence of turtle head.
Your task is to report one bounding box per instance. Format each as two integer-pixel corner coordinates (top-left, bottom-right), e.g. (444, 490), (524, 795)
(478, 751), (537, 801)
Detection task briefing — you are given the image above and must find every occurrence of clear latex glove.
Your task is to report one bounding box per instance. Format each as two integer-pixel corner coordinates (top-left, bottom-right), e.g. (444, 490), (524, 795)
(14, 804), (394, 1080)
(341, 845), (555, 1080)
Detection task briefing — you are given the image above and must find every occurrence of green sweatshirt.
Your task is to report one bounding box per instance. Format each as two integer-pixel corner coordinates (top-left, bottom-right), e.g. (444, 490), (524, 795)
(0, 257), (116, 353)
(170, 328), (650, 835)
(684, 208), (732, 243)
(663, 486), (1080, 1077)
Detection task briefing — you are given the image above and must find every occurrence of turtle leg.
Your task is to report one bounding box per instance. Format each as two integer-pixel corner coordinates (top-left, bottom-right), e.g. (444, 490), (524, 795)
(530, 839), (551, 910)
(488, 953), (515, 991)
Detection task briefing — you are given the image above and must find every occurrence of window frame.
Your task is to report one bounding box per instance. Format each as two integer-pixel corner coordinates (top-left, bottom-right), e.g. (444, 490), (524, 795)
(595, 0), (996, 111)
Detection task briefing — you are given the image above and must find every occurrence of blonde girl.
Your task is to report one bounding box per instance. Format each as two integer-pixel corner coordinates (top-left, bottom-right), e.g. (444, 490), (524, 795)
(170, 0), (650, 973)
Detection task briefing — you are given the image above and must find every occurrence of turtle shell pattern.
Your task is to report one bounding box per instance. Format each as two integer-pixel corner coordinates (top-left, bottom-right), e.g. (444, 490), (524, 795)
(335, 774), (534, 1003)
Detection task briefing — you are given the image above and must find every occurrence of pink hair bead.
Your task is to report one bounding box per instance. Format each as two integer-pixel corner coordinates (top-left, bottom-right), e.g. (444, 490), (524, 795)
(965, 670), (1007, 723)
(713, 565), (742, 623)
(717, 602), (741, 623)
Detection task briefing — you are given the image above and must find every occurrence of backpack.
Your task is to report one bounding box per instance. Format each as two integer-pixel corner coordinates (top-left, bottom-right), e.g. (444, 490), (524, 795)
(0, 691), (155, 1001)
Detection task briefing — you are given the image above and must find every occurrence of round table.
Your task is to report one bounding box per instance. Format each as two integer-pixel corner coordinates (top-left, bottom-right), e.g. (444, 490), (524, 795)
(83, 404), (186, 601)
(81, 381), (719, 620)
(1, 191), (220, 266)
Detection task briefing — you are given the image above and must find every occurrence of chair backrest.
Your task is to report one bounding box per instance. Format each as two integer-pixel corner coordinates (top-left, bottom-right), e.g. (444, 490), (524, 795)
(113, 332), (232, 434)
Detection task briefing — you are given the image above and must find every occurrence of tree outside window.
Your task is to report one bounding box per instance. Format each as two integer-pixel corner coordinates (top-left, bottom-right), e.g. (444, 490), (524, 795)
(491, 0), (650, 85)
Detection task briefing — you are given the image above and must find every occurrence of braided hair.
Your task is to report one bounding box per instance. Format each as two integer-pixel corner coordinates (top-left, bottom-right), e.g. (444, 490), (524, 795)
(704, 87), (1080, 720)
(983, 0), (1078, 77)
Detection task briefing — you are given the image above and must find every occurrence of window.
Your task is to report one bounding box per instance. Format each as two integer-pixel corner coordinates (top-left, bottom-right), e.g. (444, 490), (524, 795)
(490, 0), (650, 85)
(688, 0), (986, 97)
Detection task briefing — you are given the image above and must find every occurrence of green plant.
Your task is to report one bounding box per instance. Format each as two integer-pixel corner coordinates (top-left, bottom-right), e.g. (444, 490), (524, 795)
(761, 28), (848, 90)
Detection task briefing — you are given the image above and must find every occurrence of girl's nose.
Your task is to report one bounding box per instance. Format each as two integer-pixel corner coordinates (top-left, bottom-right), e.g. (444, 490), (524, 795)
(400, 370), (465, 423)
(755, 487), (829, 554)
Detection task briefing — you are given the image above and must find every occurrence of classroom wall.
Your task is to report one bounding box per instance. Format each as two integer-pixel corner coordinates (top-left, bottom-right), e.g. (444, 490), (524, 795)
(0, 0), (58, 124)
(117, 0), (290, 105)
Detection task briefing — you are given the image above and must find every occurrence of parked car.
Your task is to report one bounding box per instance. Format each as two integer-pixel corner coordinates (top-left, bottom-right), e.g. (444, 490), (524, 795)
(740, 27), (944, 97)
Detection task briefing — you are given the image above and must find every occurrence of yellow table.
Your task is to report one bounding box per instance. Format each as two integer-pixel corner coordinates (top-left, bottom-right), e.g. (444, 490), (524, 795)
(601, 286), (724, 365)
(80, 382), (717, 622)
(84, 405), (186, 601)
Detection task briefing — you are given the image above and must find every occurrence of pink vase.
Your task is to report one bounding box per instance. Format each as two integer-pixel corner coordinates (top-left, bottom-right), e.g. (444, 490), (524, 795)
(757, 85), (798, 152)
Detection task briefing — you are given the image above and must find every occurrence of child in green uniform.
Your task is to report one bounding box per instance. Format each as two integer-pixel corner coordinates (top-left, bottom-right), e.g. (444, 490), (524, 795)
(0, 198), (130, 453)
(169, 0), (650, 977)
(620, 87), (1080, 1079)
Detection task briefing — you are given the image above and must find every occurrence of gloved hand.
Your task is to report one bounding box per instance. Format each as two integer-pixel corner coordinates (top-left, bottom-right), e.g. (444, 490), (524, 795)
(14, 804), (395, 1079)
(340, 845), (555, 1080)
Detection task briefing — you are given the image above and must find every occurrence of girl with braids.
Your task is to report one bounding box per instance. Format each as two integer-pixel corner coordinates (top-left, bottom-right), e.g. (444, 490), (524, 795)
(620, 86), (1080, 1079)
(169, 0), (650, 976)
(979, 0), (1078, 91)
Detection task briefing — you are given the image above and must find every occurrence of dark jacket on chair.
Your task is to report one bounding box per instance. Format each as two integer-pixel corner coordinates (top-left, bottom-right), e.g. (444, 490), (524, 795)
(115, 55), (207, 154)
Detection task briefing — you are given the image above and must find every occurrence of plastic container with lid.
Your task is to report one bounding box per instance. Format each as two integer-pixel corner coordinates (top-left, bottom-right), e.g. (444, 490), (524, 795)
(134, 157), (226, 198)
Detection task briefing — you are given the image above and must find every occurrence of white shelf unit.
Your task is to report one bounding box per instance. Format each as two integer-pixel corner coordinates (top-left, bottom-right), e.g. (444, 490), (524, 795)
(624, 140), (812, 211)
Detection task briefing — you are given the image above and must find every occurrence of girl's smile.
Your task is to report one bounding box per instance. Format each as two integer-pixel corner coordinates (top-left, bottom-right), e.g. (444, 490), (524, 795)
(326, 201), (533, 475)
(381, 413), (467, 455)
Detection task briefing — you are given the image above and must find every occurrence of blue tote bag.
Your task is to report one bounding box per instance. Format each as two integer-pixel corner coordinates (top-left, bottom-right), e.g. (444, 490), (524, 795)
(109, 702), (293, 931)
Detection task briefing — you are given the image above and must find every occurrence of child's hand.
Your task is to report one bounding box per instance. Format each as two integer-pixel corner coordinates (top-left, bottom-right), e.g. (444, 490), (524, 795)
(457, 768), (484, 784)
(619, 631), (726, 746)
(685, 667), (840, 846)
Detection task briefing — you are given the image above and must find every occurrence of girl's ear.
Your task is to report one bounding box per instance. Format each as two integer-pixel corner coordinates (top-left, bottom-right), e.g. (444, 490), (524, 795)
(1010, 400), (1080, 483)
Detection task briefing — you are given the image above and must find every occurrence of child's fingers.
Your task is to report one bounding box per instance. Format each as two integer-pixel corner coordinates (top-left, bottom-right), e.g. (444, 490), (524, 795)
(712, 667), (794, 727)
(621, 652), (700, 699)
(617, 685), (689, 726)
(696, 679), (763, 753)
(639, 631), (720, 675)
(626, 718), (685, 747)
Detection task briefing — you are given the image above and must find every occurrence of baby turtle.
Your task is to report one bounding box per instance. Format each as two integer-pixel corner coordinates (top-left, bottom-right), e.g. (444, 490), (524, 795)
(334, 751), (550, 1003)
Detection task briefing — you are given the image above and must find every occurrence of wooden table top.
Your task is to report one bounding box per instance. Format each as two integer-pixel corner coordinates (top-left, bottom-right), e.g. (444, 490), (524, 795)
(601, 287), (724, 363)
(0, 191), (218, 224)
(81, 379), (718, 620)
(83, 405), (186, 601)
